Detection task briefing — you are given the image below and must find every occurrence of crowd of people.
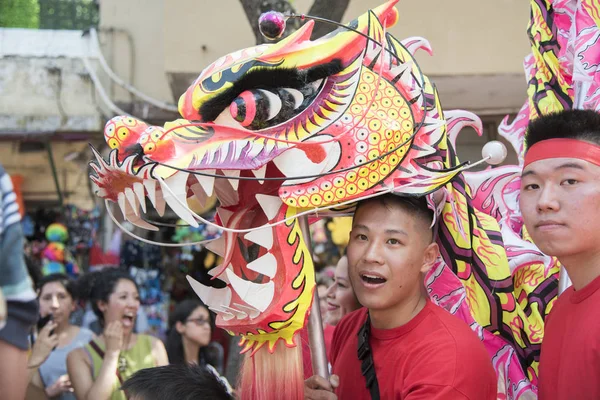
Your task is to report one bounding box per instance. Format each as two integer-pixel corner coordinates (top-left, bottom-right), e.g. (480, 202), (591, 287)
(2, 109), (600, 399)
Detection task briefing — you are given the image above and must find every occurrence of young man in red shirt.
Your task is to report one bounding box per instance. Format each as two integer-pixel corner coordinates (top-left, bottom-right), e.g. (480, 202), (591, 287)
(519, 109), (600, 400)
(305, 194), (497, 399)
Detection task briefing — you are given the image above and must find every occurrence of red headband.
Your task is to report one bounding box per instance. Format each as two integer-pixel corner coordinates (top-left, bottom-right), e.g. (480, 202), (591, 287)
(523, 138), (600, 168)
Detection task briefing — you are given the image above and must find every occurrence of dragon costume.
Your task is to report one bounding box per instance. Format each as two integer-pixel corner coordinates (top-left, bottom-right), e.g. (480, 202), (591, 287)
(88, 0), (600, 397)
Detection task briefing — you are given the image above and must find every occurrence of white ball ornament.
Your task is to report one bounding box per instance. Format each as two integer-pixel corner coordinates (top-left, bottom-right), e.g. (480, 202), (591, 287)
(482, 140), (507, 166)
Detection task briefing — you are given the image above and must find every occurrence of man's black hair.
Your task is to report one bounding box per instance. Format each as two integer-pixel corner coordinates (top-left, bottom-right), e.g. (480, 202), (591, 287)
(525, 109), (600, 149)
(120, 363), (233, 400)
(354, 193), (434, 228)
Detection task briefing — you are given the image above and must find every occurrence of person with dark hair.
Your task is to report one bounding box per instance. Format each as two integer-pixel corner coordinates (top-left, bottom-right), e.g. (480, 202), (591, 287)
(519, 109), (600, 400)
(67, 268), (168, 400)
(120, 363), (233, 400)
(27, 274), (94, 399)
(305, 194), (497, 399)
(0, 163), (38, 400)
(166, 299), (224, 372)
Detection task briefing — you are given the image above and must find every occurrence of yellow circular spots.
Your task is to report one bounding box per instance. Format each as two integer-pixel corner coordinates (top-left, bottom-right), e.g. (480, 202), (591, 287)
(385, 87), (395, 97)
(298, 196), (310, 207)
(351, 105), (363, 115)
(117, 127), (129, 139)
(384, 129), (393, 139)
(359, 168), (369, 177)
(390, 155), (398, 164)
(108, 138), (119, 149)
(144, 144), (155, 153)
(335, 188), (346, 199)
(359, 84), (370, 92)
(124, 118), (136, 127)
(324, 192), (335, 202)
(378, 141), (387, 152)
(400, 108), (410, 118)
(368, 119), (382, 132)
(369, 133), (381, 145)
(287, 198), (297, 207)
(403, 120), (413, 131)
(347, 171), (358, 182)
(388, 143), (395, 151)
(381, 165), (390, 174)
(388, 109), (398, 119)
(363, 72), (375, 83)
(393, 96), (405, 107)
(333, 177), (345, 188)
(368, 150), (379, 160)
(382, 98), (392, 108)
(394, 132), (402, 141)
(356, 94), (368, 105)
(346, 183), (357, 195)
(153, 131), (162, 140)
(310, 195), (323, 206)
(377, 110), (387, 119)
(357, 178), (369, 190)
(369, 172), (380, 183)
(369, 161), (379, 170)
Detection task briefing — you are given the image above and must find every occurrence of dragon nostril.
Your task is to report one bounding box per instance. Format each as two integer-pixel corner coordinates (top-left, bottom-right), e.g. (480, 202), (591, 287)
(125, 143), (145, 158)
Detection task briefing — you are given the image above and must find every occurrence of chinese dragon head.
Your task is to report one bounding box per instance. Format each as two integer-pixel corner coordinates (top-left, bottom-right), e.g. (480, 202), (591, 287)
(89, 1), (566, 398)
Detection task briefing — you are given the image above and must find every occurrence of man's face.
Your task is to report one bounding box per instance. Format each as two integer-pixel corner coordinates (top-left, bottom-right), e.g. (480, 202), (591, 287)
(520, 157), (600, 258)
(346, 200), (437, 312)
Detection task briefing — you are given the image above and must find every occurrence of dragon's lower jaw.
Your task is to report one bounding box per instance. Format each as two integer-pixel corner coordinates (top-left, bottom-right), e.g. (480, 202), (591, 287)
(92, 152), (315, 352)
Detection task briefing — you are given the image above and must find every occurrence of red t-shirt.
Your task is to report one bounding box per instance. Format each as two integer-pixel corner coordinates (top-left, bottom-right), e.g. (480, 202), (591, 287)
(538, 274), (600, 400)
(330, 301), (497, 399)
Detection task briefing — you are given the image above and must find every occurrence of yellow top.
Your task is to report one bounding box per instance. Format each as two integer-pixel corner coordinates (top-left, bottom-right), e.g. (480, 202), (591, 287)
(85, 334), (156, 400)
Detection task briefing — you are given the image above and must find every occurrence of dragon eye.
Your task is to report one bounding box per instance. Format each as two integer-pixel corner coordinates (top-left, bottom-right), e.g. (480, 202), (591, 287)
(228, 88), (304, 130)
(213, 80), (323, 130)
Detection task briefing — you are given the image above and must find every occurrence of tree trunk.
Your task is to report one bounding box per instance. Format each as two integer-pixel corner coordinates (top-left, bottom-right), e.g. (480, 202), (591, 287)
(307, 0), (351, 39)
(239, 0), (352, 45)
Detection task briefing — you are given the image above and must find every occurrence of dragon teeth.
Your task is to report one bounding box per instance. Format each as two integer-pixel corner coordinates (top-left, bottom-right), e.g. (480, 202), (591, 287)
(194, 170), (215, 197)
(243, 227), (273, 250)
(187, 275), (232, 310)
(133, 182), (146, 213)
(205, 236), (226, 257)
(222, 169), (240, 191)
(221, 305), (247, 320)
(117, 192), (158, 231)
(225, 269), (274, 312)
(251, 165), (267, 184)
(255, 194), (282, 220)
(233, 303), (260, 319)
(209, 306), (235, 321)
(247, 252), (277, 279)
(124, 188), (139, 216)
(160, 173), (199, 228)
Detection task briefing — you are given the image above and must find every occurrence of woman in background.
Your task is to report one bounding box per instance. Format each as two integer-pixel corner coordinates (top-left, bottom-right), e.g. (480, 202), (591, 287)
(27, 274), (94, 399)
(324, 255), (361, 326)
(67, 268), (168, 400)
(166, 299), (231, 391)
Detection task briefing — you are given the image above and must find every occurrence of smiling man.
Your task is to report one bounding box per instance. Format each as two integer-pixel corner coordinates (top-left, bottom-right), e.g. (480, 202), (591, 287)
(304, 194), (496, 400)
(520, 109), (600, 400)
